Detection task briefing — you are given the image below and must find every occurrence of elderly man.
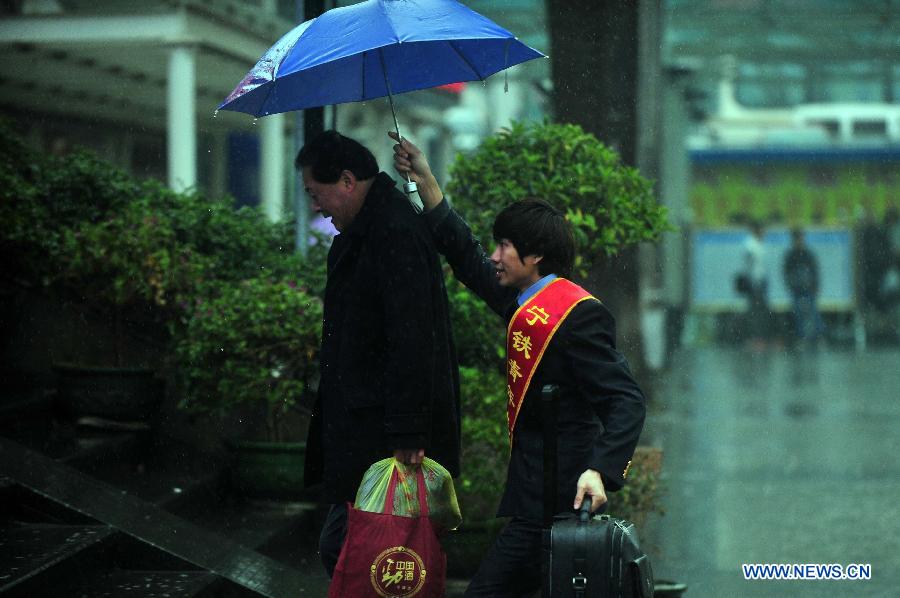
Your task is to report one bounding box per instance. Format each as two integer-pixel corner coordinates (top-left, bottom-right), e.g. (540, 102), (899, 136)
(297, 130), (460, 577)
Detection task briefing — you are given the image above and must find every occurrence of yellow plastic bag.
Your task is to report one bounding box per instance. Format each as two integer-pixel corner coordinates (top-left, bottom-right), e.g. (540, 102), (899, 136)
(354, 457), (462, 532)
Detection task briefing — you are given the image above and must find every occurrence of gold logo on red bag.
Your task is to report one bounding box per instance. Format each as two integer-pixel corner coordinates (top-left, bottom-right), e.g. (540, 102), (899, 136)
(370, 546), (427, 597)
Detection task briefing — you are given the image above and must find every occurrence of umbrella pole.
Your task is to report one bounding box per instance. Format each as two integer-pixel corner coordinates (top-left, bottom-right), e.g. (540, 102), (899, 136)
(379, 49), (422, 213)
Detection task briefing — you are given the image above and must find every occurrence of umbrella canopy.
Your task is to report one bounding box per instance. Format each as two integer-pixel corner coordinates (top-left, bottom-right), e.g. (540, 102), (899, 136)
(218, 0), (545, 117)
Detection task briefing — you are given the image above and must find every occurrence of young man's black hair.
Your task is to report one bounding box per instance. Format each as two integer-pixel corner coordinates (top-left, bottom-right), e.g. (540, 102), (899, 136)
(295, 129), (378, 183)
(492, 197), (576, 278)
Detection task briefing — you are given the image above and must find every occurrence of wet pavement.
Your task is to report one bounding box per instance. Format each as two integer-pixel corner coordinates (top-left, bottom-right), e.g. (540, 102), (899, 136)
(4, 344), (897, 596)
(643, 345), (900, 597)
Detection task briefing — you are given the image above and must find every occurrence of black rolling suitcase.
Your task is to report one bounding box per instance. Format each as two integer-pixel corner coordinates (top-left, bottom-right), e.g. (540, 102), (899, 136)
(539, 385), (655, 598)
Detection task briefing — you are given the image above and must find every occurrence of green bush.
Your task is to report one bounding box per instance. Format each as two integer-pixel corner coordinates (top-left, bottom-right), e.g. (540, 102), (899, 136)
(446, 276), (505, 369)
(456, 366), (509, 521)
(58, 188), (196, 313)
(446, 119), (669, 276)
(175, 276), (323, 441)
(0, 123), (328, 439)
(605, 447), (665, 527)
(0, 126), (82, 286)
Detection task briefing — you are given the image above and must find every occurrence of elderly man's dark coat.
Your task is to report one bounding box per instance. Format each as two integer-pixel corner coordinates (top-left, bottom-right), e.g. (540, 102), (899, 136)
(424, 200), (645, 521)
(304, 173), (460, 503)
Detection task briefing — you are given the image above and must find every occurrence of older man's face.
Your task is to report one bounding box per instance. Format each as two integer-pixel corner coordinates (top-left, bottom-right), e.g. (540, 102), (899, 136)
(303, 167), (354, 232)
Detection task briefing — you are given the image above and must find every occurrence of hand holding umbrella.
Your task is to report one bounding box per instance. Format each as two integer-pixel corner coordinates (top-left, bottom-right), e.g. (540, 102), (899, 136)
(389, 131), (444, 213)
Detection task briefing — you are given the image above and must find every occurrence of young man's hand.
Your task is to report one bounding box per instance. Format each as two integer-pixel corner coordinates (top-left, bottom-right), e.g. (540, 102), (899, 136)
(388, 131), (444, 211)
(573, 469), (608, 513)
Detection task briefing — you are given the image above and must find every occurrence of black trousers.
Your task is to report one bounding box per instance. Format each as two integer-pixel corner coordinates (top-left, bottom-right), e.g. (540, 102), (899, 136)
(318, 503), (348, 578)
(464, 517), (542, 598)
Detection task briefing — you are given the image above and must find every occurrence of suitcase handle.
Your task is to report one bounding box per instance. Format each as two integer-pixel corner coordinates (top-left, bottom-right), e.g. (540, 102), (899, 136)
(573, 494), (591, 597)
(578, 494), (592, 523)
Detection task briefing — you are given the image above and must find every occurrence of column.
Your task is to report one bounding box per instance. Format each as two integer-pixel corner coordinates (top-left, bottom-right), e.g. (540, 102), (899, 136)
(167, 45), (196, 193)
(659, 73), (692, 307)
(260, 113), (285, 222)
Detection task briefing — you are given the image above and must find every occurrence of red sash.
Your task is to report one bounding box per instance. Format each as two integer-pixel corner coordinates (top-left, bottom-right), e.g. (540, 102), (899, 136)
(506, 278), (595, 442)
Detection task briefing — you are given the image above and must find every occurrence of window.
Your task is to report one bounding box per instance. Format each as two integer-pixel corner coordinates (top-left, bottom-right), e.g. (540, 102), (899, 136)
(805, 119), (840, 138)
(852, 120), (886, 138)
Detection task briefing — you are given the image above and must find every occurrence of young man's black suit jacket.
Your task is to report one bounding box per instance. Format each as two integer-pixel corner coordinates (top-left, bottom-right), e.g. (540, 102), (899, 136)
(304, 173), (460, 503)
(424, 200), (645, 521)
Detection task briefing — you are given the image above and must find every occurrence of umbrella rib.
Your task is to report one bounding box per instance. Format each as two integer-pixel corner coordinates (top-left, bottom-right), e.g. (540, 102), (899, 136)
(257, 81), (278, 117)
(376, 0), (401, 43)
(361, 51), (367, 101)
(448, 40), (485, 80)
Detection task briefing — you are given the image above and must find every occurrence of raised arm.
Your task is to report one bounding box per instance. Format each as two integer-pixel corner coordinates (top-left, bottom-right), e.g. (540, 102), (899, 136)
(390, 132), (515, 316)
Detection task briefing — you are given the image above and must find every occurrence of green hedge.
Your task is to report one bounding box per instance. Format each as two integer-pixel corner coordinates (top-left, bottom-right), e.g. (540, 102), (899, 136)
(446, 120), (669, 276)
(0, 123), (326, 439)
(691, 168), (900, 227)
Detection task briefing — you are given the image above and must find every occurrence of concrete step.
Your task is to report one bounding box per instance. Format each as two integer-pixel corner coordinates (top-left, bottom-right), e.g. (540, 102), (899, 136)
(0, 437), (319, 596)
(0, 522), (114, 592)
(0, 392), (327, 595)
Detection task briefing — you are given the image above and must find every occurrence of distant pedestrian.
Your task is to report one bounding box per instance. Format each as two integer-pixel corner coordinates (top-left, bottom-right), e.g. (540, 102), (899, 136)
(783, 228), (824, 347)
(742, 221), (770, 349)
(887, 207), (900, 263)
(879, 254), (900, 340)
(859, 211), (891, 312)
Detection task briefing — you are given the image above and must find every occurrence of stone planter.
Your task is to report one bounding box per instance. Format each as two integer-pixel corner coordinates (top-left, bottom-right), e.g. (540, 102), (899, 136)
(53, 364), (163, 423)
(654, 579), (688, 596)
(226, 439), (307, 500)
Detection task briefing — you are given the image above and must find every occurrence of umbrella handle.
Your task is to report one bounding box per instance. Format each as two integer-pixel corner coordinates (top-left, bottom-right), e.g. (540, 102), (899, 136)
(404, 180), (423, 213)
(390, 104), (422, 212)
(379, 48), (422, 213)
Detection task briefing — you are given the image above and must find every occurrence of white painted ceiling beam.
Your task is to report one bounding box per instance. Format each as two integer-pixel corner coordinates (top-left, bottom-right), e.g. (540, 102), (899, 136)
(0, 12), (271, 64)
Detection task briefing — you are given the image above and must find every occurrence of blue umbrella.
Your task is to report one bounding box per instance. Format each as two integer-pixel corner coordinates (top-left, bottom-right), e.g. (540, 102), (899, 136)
(219, 0), (544, 202)
(219, 0), (545, 122)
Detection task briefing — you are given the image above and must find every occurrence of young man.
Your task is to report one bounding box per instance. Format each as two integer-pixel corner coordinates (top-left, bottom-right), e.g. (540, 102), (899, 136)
(391, 132), (646, 596)
(297, 131), (460, 577)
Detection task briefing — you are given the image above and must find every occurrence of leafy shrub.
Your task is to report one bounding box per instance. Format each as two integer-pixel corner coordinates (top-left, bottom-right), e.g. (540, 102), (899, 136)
(456, 366), (508, 520)
(175, 275), (323, 441)
(58, 189), (196, 313)
(446, 276), (505, 369)
(605, 446), (665, 527)
(0, 122), (328, 440)
(446, 119), (669, 276)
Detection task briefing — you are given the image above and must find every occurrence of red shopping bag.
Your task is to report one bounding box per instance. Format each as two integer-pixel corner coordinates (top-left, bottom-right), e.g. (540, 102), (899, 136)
(328, 464), (446, 598)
